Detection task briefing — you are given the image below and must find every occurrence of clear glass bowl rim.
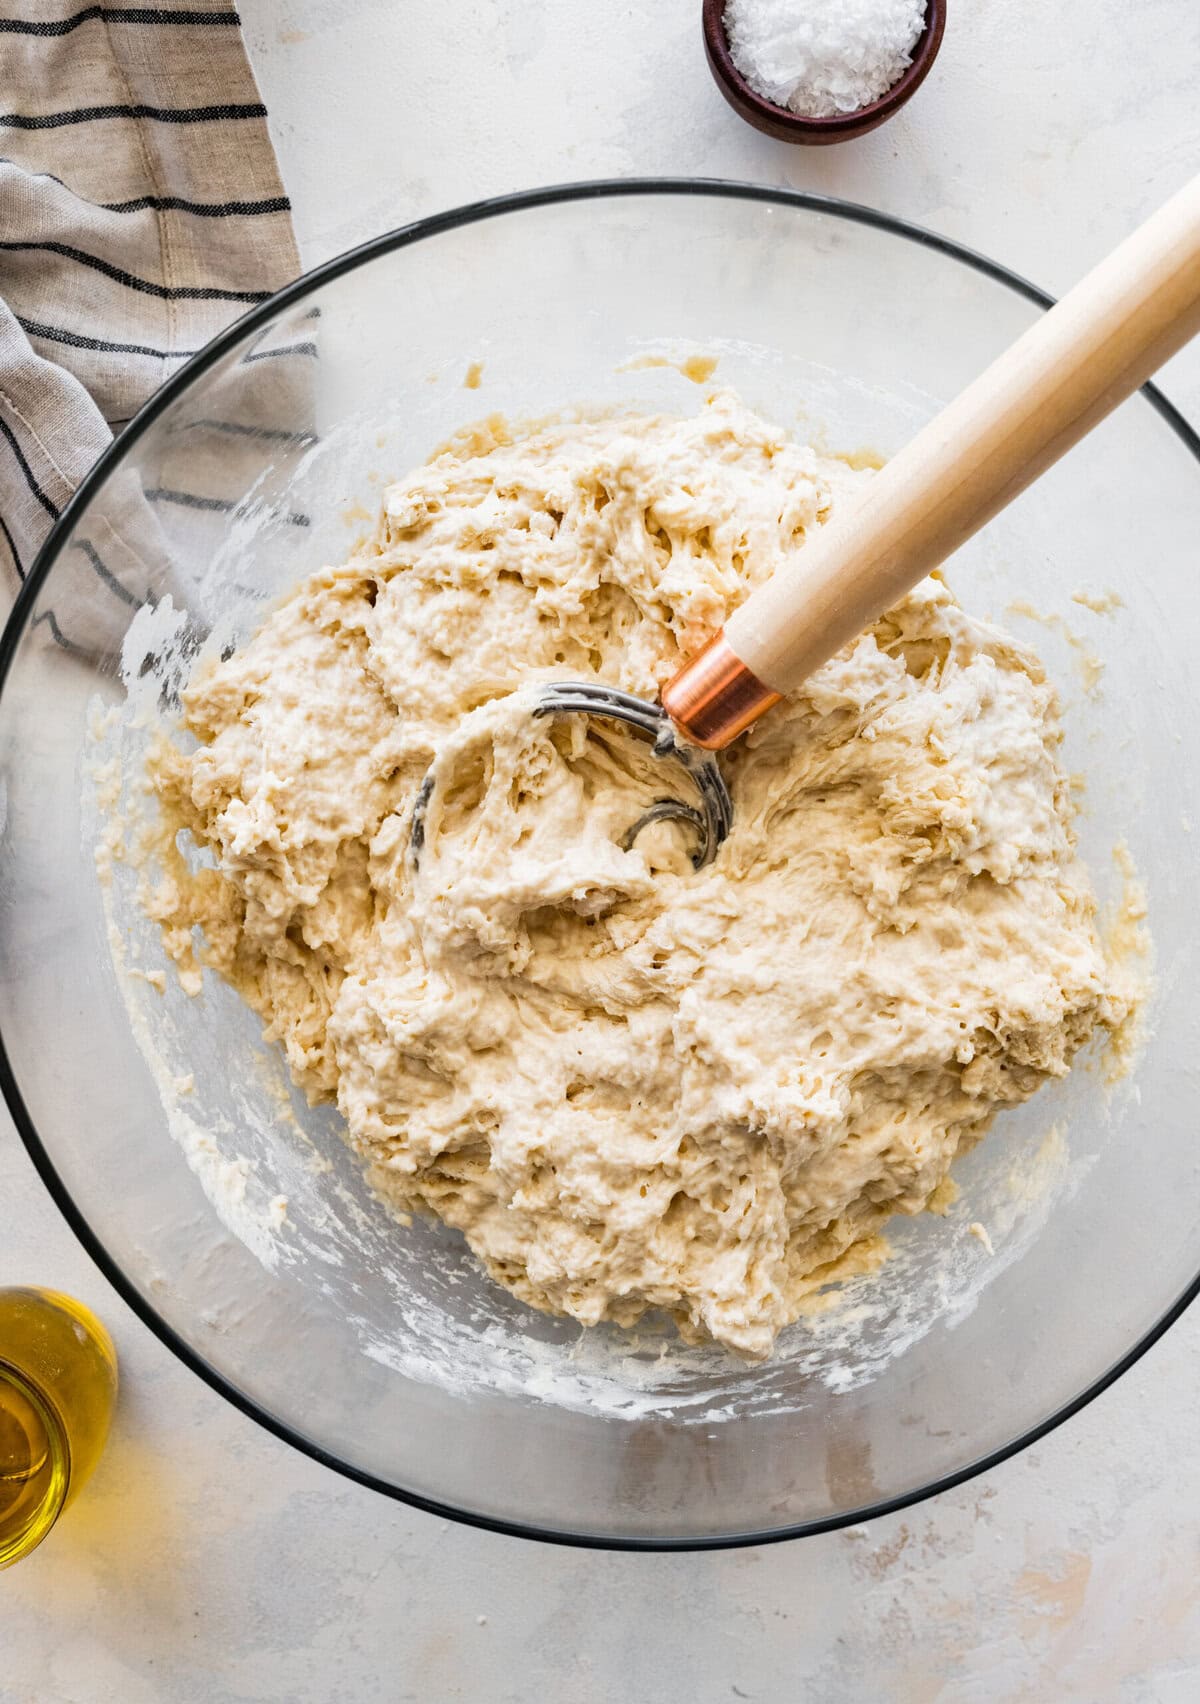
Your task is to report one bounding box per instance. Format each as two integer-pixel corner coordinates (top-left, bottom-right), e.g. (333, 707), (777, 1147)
(2, 178), (1198, 1552)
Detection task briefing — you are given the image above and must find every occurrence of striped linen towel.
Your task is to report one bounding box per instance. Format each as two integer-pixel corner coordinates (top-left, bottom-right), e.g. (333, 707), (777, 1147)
(0, 0), (303, 650)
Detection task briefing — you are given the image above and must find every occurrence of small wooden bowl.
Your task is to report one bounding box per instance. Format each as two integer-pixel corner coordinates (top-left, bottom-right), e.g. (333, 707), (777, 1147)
(702, 0), (947, 145)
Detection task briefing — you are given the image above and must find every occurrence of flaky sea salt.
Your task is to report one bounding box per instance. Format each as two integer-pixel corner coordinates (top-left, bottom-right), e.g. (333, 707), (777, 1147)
(724, 0), (927, 119)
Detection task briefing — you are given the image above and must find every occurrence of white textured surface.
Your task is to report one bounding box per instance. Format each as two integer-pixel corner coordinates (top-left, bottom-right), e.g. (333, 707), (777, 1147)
(4, 0), (1200, 1697)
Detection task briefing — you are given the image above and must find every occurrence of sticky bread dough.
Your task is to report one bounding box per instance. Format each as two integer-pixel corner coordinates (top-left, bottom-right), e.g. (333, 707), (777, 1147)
(146, 393), (1131, 1359)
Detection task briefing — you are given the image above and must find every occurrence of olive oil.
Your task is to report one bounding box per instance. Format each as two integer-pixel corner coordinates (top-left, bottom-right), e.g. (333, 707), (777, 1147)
(0, 1288), (117, 1567)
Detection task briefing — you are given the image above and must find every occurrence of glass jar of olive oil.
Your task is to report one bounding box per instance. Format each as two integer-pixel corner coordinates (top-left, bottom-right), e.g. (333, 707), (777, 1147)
(0, 1287), (117, 1567)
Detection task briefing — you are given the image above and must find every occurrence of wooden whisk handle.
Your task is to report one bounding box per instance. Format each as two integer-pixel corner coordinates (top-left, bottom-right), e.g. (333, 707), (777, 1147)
(663, 173), (1200, 749)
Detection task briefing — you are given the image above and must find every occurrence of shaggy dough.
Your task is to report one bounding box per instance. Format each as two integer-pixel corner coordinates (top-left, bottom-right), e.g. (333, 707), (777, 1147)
(146, 394), (1130, 1358)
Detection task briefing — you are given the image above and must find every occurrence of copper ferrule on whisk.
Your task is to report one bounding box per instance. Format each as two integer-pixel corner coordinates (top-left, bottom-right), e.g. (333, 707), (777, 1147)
(659, 632), (781, 750)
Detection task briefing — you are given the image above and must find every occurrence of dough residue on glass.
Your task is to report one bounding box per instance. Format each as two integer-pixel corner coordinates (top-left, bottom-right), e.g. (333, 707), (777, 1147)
(140, 394), (1135, 1358)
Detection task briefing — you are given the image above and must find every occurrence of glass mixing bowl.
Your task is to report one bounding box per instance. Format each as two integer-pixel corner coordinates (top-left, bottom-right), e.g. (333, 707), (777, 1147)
(1, 183), (1197, 1550)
